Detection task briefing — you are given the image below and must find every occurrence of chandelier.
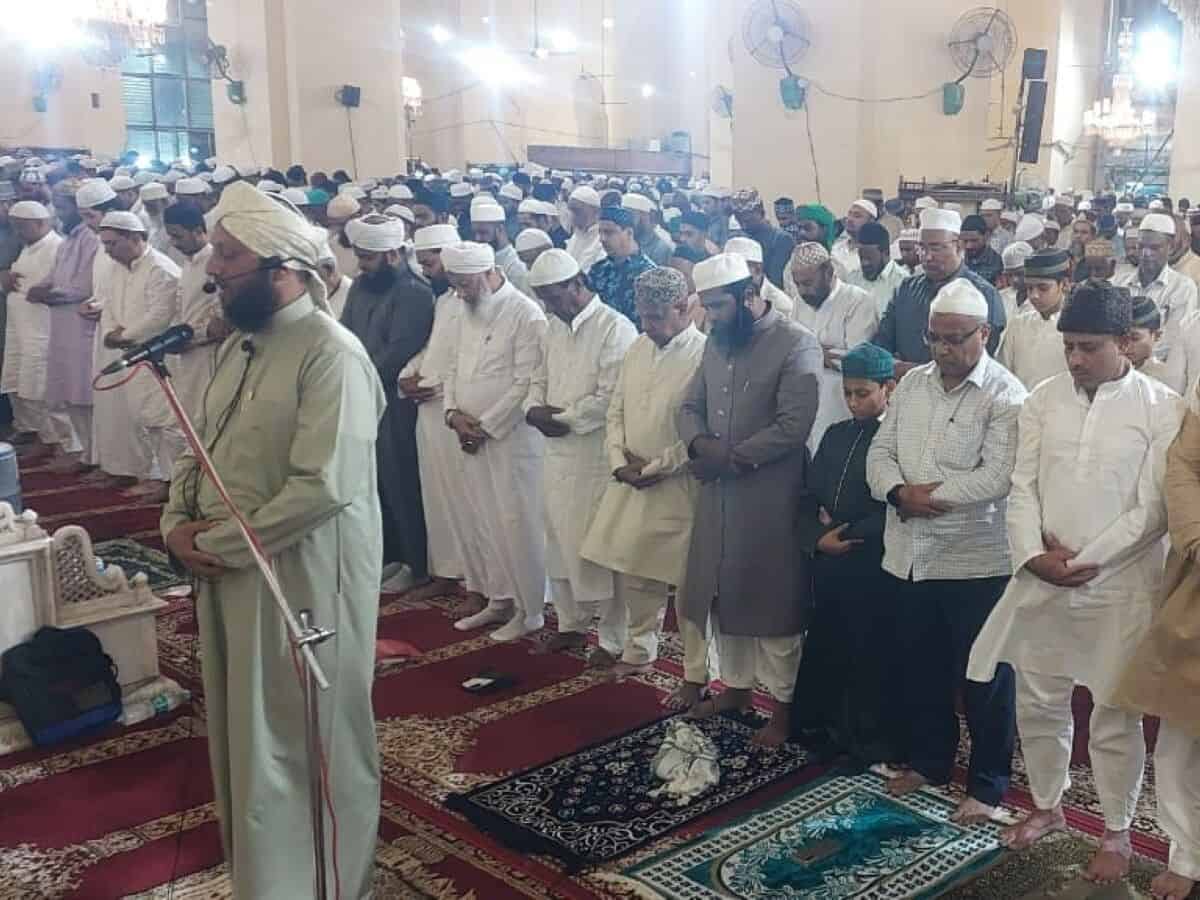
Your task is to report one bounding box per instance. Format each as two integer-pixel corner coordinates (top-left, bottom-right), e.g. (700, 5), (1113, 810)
(79, 0), (169, 68)
(1164, 0), (1198, 27)
(1084, 18), (1157, 143)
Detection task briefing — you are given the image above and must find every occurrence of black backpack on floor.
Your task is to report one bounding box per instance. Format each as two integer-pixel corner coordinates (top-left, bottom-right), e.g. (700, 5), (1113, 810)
(0, 626), (122, 747)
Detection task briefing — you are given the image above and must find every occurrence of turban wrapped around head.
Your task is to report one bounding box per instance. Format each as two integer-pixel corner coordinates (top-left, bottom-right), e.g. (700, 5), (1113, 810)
(794, 204), (837, 249)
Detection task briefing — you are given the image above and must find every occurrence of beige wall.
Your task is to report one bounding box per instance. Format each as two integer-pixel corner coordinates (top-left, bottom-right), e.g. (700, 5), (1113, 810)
(1170, 21), (1200, 197)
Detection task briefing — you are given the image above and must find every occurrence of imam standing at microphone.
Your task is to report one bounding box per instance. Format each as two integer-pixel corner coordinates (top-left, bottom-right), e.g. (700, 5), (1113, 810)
(160, 182), (385, 899)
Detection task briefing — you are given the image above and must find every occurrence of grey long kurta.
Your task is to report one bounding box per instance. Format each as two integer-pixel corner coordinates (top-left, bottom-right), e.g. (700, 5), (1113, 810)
(677, 308), (823, 636)
(340, 268), (434, 575)
(160, 295), (385, 900)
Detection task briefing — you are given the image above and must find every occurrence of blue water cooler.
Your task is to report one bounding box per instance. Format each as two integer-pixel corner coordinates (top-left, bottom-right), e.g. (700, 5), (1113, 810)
(0, 443), (21, 512)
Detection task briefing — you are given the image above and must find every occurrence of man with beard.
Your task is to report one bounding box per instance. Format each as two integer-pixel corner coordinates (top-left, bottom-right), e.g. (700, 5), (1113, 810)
(961, 215), (1004, 286)
(138, 182), (175, 259)
(725, 236), (793, 318)
(982, 199), (1011, 255)
(674, 211), (712, 263)
(161, 181), (383, 899)
(847, 221), (908, 318)
(897, 228), (922, 274)
(677, 252), (822, 745)
(399, 224), (468, 602)
(472, 200), (530, 296)
(517, 197), (559, 245)
(731, 188), (795, 290)
(998, 241), (1033, 322)
(342, 214), (435, 590)
(789, 241), (879, 451)
(622, 193), (673, 265)
(589, 206), (657, 327)
(1051, 196), (1076, 250)
(515, 228), (553, 270)
(832, 199), (877, 278)
(566, 185), (605, 274)
(164, 203), (225, 419)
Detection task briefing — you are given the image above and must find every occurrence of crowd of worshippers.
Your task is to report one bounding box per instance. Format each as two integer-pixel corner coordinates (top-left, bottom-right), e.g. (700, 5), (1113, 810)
(2, 151), (1200, 900)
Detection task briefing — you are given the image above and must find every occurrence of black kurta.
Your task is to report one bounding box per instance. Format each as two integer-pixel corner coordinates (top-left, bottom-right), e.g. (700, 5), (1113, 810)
(341, 267), (435, 576)
(791, 415), (903, 765)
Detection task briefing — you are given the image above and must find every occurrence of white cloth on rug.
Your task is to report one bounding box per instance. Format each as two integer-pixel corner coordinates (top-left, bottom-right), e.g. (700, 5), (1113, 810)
(649, 719), (720, 807)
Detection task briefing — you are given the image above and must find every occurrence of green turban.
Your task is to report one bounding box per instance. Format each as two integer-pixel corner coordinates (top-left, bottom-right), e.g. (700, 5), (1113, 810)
(794, 204), (837, 250)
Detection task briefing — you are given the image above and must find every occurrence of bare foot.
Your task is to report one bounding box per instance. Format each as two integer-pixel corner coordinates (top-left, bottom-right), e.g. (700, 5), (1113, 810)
(1083, 830), (1133, 884)
(1151, 871), (1196, 900)
(606, 661), (652, 681)
(459, 592), (488, 615)
(534, 631), (588, 655)
(1001, 807), (1066, 848)
(662, 681), (707, 711)
(951, 796), (999, 825)
(886, 770), (931, 797)
(752, 716), (791, 747)
(587, 647), (618, 669)
(685, 688), (751, 721)
(400, 577), (461, 602)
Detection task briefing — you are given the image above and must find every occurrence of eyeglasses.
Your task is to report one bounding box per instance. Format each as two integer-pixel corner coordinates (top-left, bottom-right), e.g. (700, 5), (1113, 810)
(923, 325), (981, 347)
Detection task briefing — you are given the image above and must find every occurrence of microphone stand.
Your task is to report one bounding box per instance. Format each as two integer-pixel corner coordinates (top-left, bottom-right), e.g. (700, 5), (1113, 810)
(125, 353), (337, 900)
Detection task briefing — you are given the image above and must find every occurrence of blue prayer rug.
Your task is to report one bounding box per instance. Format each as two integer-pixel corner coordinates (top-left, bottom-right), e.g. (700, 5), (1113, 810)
(94, 539), (186, 592)
(621, 772), (1006, 898)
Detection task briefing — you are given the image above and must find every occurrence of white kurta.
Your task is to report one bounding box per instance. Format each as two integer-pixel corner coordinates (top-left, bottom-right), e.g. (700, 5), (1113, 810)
(996, 307), (1068, 390)
(1, 230), (62, 400)
(968, 369), (1184, 703)
(846, 259), (908, 318)
(790, 278), (879, 451)
(831, 234), (862, 278)
(172, 244), (221, 418)
(525, 296), (637, 615)
(326, 274), (353, 320)
(566, 223), (605, 273)
(998, 285), (1019, 323)
(495, 244), (531, 297)
(400, 289), (465, 580)
(442, 280), (548, 625)
(581, 325), (706, 585)
(759, 277), (793, 318)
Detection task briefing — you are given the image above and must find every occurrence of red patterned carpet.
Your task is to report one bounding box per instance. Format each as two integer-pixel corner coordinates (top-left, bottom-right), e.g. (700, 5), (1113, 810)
(0, 455), (1173, 898)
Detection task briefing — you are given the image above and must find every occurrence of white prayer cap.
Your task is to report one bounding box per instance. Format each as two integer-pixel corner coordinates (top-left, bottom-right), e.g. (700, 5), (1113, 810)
(1043, 217), (1061, 232)
(470, 192), (497, 209)
(569, 185), (601, 207)
(9, 200), (50, 220)
(499, 183), (523, 201)
(1002, 241), (1034, 271)
(388, 184), (413, 200)
(76, 179), (118, 209)
(528, 247), (580, 287)
(161, 170), (183, 184)
(1077, 199), (1093, 212)
(919, 208), (962, 234)
(385, 204), (415, 225)
(282, 187), (311, 206)
(1114, 202), (1134, 213)
(133, 170), (156, 185)
(175, 177), (211, 196)
(413, 224), (460, 251)
(338, 184), (366, 200)
(724, 236), (763, 264)
(346, 214), (406, 252)
(621, 193), (655, 214)
(140, 183), (169, 201)
(442, 241), (495, 275)
(1014, 213), (1044, 244)
(449, 183), (474, 199)
(898, 228), (920, 243)
(980, 198), (1004, 212)
(1140, 213), (1176, 236)
(209, 181), (327, 279)
(1148, 199), (1165, 211)
(693, 252), (751, 293)
(361, 179), (379, 192)
(98, 210), (147, 232)
(517, 197), (541, 214)
(1001, 209), (1021, 225)
(515, 228), (553, 253)
(534, 199), (559, 217)
(326, 194), (360, 219)
(930, 278), (988, 319)
(467, 167), (484, 178)
(914, 196), (938, 210)
(258, 179), (284, 193)
(369, 187), (390, 200)
(471, 202), (506, 224)
(850, 198), (878, 218)
(1041, 195), (1056, 211)
(108, 174), (136, 191)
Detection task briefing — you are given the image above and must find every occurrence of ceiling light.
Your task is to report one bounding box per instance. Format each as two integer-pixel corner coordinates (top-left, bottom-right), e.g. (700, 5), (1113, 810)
(481, 16), (490, 24)
(459, 45), (538, 87)
(641, 83), (655, 98)
(548, 29), (577, 53)
(602, 17), (615, 30)
(430, 25), (453, 45)
(1133, 28), (1179, 89)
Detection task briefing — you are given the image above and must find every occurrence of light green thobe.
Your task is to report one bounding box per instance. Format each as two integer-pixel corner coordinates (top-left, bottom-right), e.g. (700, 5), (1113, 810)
(161, 294), (385, 899)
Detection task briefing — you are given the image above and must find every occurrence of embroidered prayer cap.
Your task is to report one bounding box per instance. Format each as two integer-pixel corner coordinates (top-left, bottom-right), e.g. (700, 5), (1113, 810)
(1013, 214), (1044, 244)
(1024, 248), (1071, 279)
(732, 188), (763, 212)
(569, 185), (601, 207)
(442, 241), (496, 275)
(791, 241), (831, 268)
(9, 201), (51, 220)
(600, 206), (635, 229)
(1140, 213), (1176, 236)
(413, 224), (461, 251)
(471, 202), (506, 224)
(724, 236), (763, 264)
(980, 198), (1004, 212)
(840, 342), (895, 383)
(98, 210), (147, 232)
(850, 198), (878, 219)
(930, 278), (988, 319)
(108, 174), (136, 191)
(693, 252), (751, 293)
(528, 247), (580, 287)
(175, 177), (211, 196)
(1085, 238), (1115, 259)
(76, 178), (118, 209)
(515, 228), (553, 253)
(1002, 241), (1034, 271)
(140, 183), (169, 201)
(1057, 281), (1132, 335)
(634, 265), (688, 307)
(919, 208), (962, 234)
(898, 228), (920, 243)
(914, 196), (939, 210)
(621, 192), (655, 214)
(346, 214), (406, 251)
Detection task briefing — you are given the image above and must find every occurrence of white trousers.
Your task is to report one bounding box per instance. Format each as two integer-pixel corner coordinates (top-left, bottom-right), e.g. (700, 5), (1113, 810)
(550, 576), (626, 656)
(713, 612), (802, 703)
(1156, 722), (1200, 881)
(11, 397), (47, 439)
(1015, 669), (1145, 830)
(679, 607), (720, 687)
(45, 404), (91, 457)
(615, 573), (668, 665)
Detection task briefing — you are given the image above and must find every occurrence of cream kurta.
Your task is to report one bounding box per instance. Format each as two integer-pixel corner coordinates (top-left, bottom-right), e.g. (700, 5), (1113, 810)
(525, 295), (637, 604)
(566, 223), (605, 273)
(846, 259), (908, 318)
(400, 289), (466, 579)
(968, 369), (1184, 702)
(0, 230), (62, 400)
(996, 307), (1068, 390)
(790, 278), (879, 451)
(172, 243), (221, 417)
(160, 295), (385, 900)
(581, 325), (706, 584)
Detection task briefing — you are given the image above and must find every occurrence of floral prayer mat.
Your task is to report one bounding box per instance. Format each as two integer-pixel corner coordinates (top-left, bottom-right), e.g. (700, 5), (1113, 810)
(620, 772), (1006, 899)
(93, 538), (186, 592)
(446, 712), (813, 871)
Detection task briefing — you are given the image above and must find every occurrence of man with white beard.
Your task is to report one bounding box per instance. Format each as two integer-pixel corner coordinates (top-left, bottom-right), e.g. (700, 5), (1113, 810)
(525, 248), (637, 664)
(442, 242), (550, 642)
(0, 201), (63, 454)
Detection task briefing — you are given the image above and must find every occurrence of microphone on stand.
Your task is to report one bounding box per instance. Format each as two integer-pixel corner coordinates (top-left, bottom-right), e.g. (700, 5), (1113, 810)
(100, 324), (194, 376)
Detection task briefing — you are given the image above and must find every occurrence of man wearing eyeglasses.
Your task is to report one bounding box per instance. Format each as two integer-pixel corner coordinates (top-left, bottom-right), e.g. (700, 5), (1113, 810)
(866, 278), (1027, 827)
(875, 208), (1007, 378)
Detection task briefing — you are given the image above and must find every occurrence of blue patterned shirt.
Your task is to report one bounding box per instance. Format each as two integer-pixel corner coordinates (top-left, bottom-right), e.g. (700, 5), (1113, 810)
(588, 252), (657, 328)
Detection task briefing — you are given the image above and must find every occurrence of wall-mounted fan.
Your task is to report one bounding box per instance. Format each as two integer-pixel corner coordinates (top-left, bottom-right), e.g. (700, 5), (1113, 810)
(711, 84), (734, 119)
(741, 0), (812, 73)
(948, 7), (1018, 80)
